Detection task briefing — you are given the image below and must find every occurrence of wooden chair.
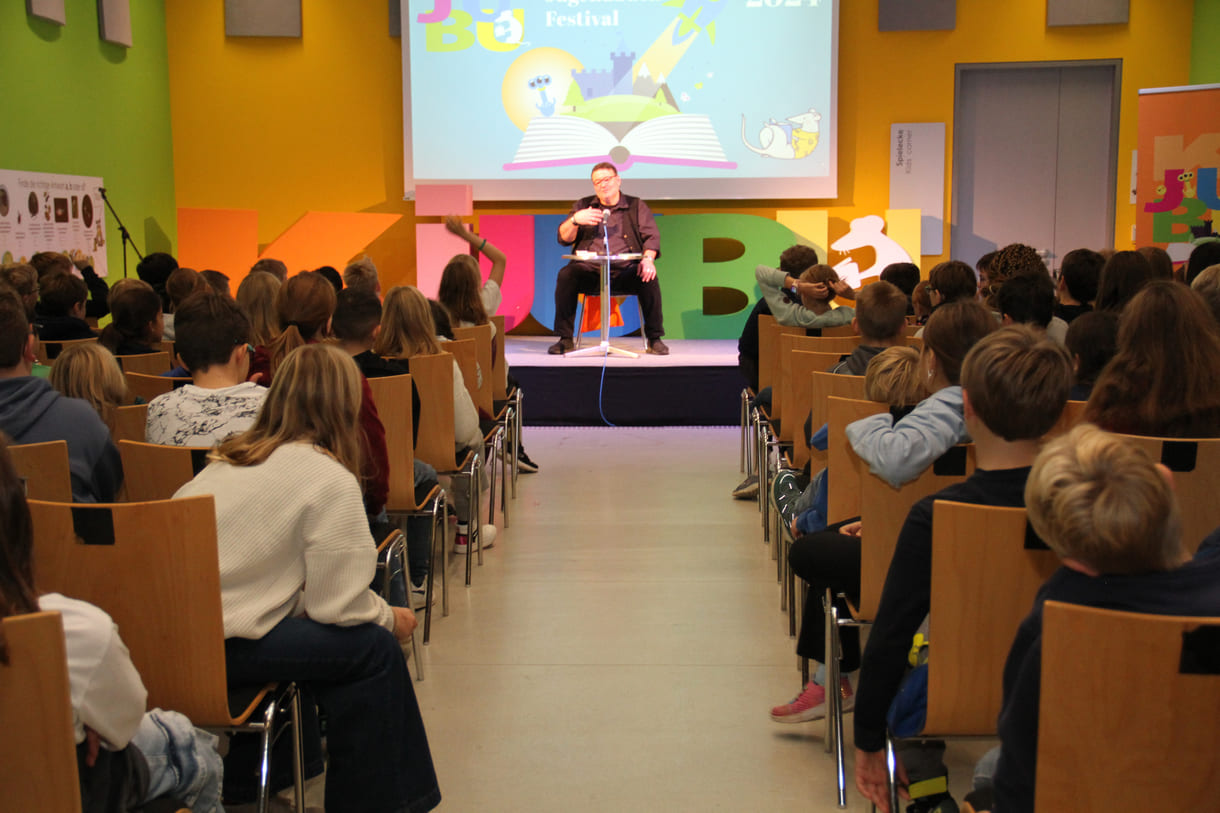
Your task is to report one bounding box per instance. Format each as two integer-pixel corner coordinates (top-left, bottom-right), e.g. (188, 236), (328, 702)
(367, 374), (448, 645)
(825, 396), (889, 525)
(114, 351), (170, 376)
(490, 315), (523, 499)
(38, 336), (97, 364)
(785, 350), (844, 469)
(448, 336), (506, 529)
(0, 611), (82, 813)
(808, 372), (868, 475)
(822, 435), (976, 806)
(372, 528), (424, 679)
(153, 339), (179, 367)
(112, 403), (149, 443)
(820, 324), (858, 337)
(125, 372), (191, 403)
(408, 351), (484, 587)
(1111, 433), (1220, 553)
(791, 335), (859, 354)
(8, 440), (72, 502)
(1046, 399), (1088, 438)
(454, 324), (512, 525)
(1036, 601), (1220, 812)
(871, 502), (1056, 812)
(28, 495), (306, 810)
(117, 440), (210, 502)
(906, 335), (924, 350)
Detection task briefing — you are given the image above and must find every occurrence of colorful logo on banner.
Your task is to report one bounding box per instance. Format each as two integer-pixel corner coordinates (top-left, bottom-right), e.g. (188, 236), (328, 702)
(1136, 87), (1220, 258)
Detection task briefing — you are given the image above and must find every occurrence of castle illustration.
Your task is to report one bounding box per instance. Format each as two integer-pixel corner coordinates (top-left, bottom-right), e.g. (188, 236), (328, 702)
(570, 51), (679, 109)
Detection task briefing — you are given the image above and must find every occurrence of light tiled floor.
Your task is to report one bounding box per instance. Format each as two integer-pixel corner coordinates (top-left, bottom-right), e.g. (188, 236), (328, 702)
(352, 426), (990, 811)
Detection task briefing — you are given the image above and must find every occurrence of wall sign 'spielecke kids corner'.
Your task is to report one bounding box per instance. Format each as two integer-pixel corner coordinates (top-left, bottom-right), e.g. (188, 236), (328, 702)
(0, 168), (109, 277)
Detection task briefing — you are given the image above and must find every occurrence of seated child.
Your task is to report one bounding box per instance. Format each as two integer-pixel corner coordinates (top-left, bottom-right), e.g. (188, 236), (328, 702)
(48, 343), (136, 433)
(776, 346), (927, 537)
(99, 280), (164, 357)
(979, 424), (1220, 813)
(34, 271), (96, 341)
(145, 291), (266, 447)
(1063, 310), (1117, 401)
(851, 325), (1073, 813)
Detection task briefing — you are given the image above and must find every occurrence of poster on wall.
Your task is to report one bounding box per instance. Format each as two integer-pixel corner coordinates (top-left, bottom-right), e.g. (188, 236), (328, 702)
(1135, 84), (1220, 262)
(0, 168), (109, 277)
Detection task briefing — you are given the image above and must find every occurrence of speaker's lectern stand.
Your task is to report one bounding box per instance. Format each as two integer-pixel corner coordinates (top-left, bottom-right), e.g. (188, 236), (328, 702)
(562, 252), (642, 359)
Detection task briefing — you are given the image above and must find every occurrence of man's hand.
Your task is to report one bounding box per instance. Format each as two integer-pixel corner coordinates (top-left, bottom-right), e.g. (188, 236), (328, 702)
(571, 207), (605, 227)
(855, 747), (908, 812)
(841, 520), (863, 537)
(391, 606), (418, 642)
(639, 257), (656, 282)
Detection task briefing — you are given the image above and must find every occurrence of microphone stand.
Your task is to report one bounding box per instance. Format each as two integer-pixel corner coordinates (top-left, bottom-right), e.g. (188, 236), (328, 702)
(566, 209), (639, 358)
(98, 186), (144, 279)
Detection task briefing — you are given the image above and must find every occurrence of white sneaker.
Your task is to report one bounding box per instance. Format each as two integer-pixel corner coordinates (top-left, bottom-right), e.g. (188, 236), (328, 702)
(477, 524), (497, 550)
(410, 580), (435, 609)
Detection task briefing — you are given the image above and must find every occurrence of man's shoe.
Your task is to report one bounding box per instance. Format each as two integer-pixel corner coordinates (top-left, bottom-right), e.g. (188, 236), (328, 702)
(732, 474), (760, 500)
(548, 338), (574, 355)
(647, 338), (669, 355)
(516, 448), (539, 473)
(769, 677), (853, 723)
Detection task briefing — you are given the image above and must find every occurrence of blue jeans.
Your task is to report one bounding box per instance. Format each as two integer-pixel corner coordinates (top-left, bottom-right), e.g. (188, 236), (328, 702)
(131, 709), (224, 813)
(224, 618), (441, 813)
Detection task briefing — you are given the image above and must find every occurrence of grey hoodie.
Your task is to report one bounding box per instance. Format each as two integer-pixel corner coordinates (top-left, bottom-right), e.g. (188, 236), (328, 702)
(0, 376), (123, 502)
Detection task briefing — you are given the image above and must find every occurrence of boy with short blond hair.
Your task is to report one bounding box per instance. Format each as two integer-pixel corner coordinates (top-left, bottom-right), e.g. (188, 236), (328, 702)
(986, 424), (1220, 812)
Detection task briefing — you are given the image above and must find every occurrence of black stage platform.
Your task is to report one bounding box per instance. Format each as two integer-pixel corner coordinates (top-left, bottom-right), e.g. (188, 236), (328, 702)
(505, 337), (741, 426)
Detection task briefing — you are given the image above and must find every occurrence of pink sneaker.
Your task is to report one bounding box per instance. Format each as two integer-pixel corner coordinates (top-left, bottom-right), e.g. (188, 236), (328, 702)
(769, 678), (853, 723)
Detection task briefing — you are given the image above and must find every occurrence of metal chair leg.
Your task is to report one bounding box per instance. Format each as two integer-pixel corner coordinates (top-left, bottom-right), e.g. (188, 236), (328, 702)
(886, 732), (901, 813)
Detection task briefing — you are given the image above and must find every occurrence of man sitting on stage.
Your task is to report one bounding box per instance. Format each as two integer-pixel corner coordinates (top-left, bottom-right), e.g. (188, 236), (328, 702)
(551, 162), (667, 356)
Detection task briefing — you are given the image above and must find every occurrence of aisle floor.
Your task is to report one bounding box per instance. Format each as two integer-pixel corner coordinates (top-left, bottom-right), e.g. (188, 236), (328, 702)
(409, 426), (991, 812)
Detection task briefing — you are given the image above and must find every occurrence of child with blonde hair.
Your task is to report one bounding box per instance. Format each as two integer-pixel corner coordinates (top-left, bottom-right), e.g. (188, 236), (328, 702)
(980, 423), (1220, 813)
(48, 342), (134, 432)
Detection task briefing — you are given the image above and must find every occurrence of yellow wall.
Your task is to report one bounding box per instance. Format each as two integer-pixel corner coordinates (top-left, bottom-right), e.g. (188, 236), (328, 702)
(167, 0), (1196, 284)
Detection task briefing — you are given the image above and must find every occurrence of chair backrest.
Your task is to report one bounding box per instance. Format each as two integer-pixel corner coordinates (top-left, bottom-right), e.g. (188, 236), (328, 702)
(819, 324), (857, 337)
(124, 372), (191, 403)
(757, 315), (803, 397)
(39, 336), (98, 364)
(28, 495), (238, 726)
(786, 350), (845, 467)
(446, 338), (480, 407)
(114, 351), (170, 376)
(809, 372), (868, 473)
(366, 373), (421, 513)
(923, 501), (1058, 734)
(491, 314), (509, 399)
(0, 611), (82, 813)
(905, 335), (924, 350)
(452, 324), (495, 415)
(8, 440), (72, 502)
(790, 334), (859, 354)
(111, 403), (149, 444)
(1045, 399), (1088, 438)
(857, 442), (976, 620)
(1112, 433), (1220, 553)
(825, 396), (888, 524)
(153, 339), (178, 364)
(408, 352), (461, 471)
(117, 440), (211, 502)
(1036, 601), (1220, 811)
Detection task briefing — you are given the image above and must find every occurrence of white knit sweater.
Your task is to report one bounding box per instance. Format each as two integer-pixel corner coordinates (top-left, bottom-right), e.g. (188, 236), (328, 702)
(175, 442), (394, 639)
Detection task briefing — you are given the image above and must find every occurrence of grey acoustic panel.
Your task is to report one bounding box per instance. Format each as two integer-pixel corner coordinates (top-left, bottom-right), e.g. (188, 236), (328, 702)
(224, 0), (302, 37)
(1047, 0), (1128, 26)
(878, 0), (955, 32)
(26, 0), (66, 25)
(390, 0), (401, 37)
(97, 0), (132, 47)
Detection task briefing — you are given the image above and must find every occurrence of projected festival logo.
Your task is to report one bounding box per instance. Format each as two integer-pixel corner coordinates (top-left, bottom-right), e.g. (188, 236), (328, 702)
(414, 0), (832, 189)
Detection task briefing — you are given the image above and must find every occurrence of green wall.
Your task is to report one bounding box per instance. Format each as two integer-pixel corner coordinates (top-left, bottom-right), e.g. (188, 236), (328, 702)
(0, 0), (176, 279)
(1192, 0), (1220, 84)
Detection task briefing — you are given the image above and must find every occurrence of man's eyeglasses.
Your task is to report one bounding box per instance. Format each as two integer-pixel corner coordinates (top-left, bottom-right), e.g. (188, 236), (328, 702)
(592, 176), (618, 187)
